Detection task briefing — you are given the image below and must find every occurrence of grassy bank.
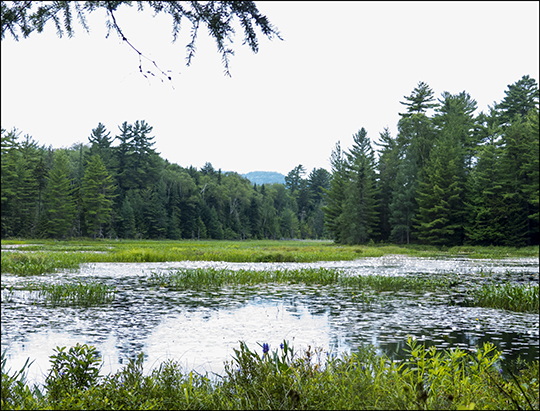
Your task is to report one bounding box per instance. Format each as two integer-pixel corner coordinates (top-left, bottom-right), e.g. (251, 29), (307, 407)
(2, 338), (538, 410)
(2, 239), (538, 275)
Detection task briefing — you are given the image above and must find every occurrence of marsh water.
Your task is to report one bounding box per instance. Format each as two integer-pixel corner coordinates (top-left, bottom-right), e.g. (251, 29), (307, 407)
(1, 256), (539, 387)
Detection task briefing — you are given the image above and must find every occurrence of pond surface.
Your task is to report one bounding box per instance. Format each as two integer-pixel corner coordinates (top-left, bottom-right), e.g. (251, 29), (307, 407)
(1, 256), (538, 388)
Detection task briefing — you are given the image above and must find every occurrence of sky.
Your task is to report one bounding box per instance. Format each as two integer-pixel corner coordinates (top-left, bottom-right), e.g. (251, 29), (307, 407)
(1, 1), (539, 176)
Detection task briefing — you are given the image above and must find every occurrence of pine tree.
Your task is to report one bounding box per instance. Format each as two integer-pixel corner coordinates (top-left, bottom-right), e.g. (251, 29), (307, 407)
(81, 154), (117, 238)
(389, 82), (438, 243)
(496, 75), (539, 125)
(117, 196), (136, 239)
(322, 141), (347, 243)
(340, 128), (379, 244)
(374, 127), (399, 241)
(389, 154), (417, 244)
(413, 135), (463, 245)
(413, 91), (476, 245)
(465, 110), (506, 245)
(43, 150), (76, 238)
(87, 123), (114, 167)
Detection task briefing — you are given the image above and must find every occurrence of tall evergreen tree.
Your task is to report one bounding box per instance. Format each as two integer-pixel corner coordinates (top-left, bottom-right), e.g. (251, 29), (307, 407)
(323, 141), (347, 243)
(81, 154), (117, 238)
(389, 81), (438, 242)
(413, 134), (463, 245)
(341, 128), (379, 244)
(87, 123), (114, 167)
(374, 127), (399, 241)
(389, 155), (417, 244)
(465, 109), (506, 245)
(414, 91), (477, 245)
(43, 150), (76, 238)
(496, 75), (539, 125)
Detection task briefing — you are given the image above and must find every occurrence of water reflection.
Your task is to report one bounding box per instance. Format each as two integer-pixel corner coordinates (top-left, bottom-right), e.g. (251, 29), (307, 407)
(1, 257), (538, 389)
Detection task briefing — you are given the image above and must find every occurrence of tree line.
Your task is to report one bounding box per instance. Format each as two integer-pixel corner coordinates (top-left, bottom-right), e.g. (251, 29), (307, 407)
(324, 75), (538, 247)
(1, 120), (330, 241)
(1, 75), (538, 246)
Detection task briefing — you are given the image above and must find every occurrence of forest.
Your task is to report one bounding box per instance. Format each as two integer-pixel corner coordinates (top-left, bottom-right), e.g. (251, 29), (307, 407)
(1, 75), (538, 246)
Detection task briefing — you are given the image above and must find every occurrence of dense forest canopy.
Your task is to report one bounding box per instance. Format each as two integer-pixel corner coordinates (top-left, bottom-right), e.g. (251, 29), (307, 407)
(2, 75), (538, 245)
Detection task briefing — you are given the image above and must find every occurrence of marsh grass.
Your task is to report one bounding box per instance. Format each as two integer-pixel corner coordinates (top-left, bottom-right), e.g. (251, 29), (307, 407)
(39, 281), (115, 306)
(148, 267), (339, 289)
(470, 283), (539, 313)
(1, 339), (538, 410)
(147, 268), (450, 292)
(0, 252), (81, 275)
(2, 240), (538, 275)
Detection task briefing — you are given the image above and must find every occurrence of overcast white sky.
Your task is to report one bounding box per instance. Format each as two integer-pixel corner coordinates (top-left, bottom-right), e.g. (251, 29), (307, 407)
(1, 1), (539, 176)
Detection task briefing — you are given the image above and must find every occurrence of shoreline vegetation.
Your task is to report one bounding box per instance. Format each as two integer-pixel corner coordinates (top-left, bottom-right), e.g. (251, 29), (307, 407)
(1, 240), (538, 275)
(1, 338), (538, 410)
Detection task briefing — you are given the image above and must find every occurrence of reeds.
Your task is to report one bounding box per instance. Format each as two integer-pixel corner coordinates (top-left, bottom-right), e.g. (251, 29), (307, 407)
(471, 283), (539, 313)
(39, 281), (115, 306)
(1, 252), (81, 275)
(148, 267), (340, 289)
(2, 240), (538, 275)
(147, 267), (453, 293)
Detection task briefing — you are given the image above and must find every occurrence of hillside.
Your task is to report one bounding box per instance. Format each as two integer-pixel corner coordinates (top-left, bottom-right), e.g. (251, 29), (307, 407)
(242, 171), (286, 185)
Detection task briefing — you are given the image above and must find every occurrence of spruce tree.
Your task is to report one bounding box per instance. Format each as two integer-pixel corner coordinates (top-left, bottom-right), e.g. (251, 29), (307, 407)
(322, 141), (347, 243)
(341, 128), (379, 244)
(43, 150), (76, 238)
(465, 110), (506, 245)
(374, 127), (399, 241)
(81, 154), (117, 238)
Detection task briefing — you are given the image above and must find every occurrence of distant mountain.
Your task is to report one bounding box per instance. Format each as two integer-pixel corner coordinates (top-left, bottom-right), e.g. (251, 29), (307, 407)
(242, 171), (286, 185)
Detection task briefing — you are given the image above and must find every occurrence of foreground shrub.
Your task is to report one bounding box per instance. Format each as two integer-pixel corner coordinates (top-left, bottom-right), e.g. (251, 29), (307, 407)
(1, 338), (538, 410)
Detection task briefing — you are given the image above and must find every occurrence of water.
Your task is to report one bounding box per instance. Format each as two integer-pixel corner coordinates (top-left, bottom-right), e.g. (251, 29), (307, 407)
(1, 256), (538, 388)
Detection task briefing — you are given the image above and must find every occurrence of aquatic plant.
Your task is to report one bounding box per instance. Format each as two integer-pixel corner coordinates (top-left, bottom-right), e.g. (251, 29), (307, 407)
(338, 273), (451, 292)
(2, 239), (537, 276)
(147, 267), (340, 289)
(1, 252), (81, 275)
(470, 283), (539, 313)
(39, 281), (115, 306)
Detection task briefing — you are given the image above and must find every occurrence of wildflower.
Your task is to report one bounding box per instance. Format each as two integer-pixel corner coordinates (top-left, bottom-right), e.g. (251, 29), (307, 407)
(262, 343), (269, 355)
(280, 343), (284, 350)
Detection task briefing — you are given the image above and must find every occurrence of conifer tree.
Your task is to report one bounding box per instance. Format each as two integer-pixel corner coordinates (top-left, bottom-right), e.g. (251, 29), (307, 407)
(413, 91), (476, 245)
(341, 128), (379, 244)
(322, 141), (347, 243)
(465, 109), (506, 245)
(43, 150), (76, 238)
(389, 154), (417, 244)
(374, 127), (399, 241)
(81, 154), (117, 238)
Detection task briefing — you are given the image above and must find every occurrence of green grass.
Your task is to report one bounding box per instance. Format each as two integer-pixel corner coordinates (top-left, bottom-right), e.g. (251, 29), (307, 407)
(2, 239), (538, 275)
(148, 267), (451, 292)
(2, 338), (538, 410)
(38, 281), (116, 306)
(470, 283), (539, 313)
(0, 252), (82, 275)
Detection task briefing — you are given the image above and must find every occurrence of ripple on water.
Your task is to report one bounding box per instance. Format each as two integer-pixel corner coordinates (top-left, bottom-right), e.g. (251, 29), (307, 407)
(1, 256), (538, 389)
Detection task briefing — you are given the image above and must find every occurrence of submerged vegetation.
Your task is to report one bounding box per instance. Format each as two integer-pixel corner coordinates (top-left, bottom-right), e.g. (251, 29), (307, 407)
(1, 338), (538, 410)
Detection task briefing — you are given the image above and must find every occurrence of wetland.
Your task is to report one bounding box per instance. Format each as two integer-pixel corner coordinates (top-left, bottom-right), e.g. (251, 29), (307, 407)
(1, 240), (539, 409)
